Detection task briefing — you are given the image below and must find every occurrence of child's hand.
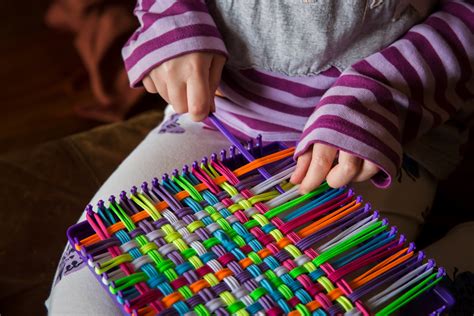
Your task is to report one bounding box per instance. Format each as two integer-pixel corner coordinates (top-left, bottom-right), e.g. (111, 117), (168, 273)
(142, 52), (226, 121)
(290, 143), (380, 194)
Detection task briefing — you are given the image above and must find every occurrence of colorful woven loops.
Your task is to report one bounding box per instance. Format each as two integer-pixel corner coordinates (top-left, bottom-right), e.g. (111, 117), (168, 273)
(69, 145), (447, 315)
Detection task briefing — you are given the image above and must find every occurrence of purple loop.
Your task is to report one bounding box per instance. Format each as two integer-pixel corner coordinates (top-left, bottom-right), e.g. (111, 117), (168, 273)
(120, 191), (128, 201)
(427, 259), (436, 270)
(235, 270), (252, 284)
(389, 226), (397, 237)
(172, 169), (179, 177)
(398, 234), (406, 245)
(97, 200), (105, 209)
(153, 218), (169, 229)
(182, 165), (189, 174)
(130, 227), (145, 238)
(364, 203), (372, 212)
(436, 267), (446, 278)
(175, 207), (194, 218)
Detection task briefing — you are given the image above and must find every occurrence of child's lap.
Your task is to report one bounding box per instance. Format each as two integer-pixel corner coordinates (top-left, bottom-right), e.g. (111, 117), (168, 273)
(46, 107), (437, 314)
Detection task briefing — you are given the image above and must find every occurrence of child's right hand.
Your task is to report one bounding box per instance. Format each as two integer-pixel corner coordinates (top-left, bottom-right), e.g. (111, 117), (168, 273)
(142, 52), (226, 122)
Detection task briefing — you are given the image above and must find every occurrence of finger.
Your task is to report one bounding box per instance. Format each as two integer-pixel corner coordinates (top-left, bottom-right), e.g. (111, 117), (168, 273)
(290, 151), (312, 185)
(326, 151), (362, 188)
(167, 81), (188, 114)
(149, 72), (170, 103)
(187, 71), (211, 121)
(142, 76), (157, 93)
(352, 160), (380, 182)
(209, 55), (225, 112)
(300, 143), (337, 194)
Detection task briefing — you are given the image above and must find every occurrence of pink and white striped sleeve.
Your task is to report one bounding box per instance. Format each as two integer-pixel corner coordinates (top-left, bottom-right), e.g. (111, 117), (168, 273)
(122, 0), (228, 87)
(295, 0), (473, 188)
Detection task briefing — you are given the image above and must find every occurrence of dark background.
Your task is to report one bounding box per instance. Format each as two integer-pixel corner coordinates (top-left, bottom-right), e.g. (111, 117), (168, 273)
(0, 1), (472, 315)
(0, 1), (164, 314)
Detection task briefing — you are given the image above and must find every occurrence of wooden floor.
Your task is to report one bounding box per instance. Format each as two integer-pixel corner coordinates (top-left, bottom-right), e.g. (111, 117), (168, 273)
(0, 1), (99, 154)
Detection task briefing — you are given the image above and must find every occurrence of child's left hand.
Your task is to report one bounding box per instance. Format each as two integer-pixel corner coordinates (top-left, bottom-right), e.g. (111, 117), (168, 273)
(290, 143), (380, 194)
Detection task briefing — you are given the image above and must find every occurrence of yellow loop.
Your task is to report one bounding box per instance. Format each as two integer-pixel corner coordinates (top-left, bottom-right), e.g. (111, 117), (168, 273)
(164, 231), (182, 243)
(252, 214), (270, 226)
(188, 221), (205, 232)
(140, 242), (158, 254)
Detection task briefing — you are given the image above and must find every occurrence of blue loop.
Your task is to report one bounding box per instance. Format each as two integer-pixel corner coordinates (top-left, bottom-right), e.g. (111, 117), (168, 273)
(246, 302), (264, 314)
(175, 262), (194, 275)
(200, 252), (217, 263)
(261, 223), (277, 234)
(295, 288), (312, 304)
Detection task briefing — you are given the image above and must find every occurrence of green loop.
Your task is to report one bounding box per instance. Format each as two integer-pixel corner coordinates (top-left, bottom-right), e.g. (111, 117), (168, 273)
(265, 183), (329, 219)
(156, 259), (174, 273)
(295, 303), (311, 316)
(203, 237), (220, 249)
(227, 301), (246, 314)
(173, 175), (203, 201)
(181, 248), (197, 259)
(289, 266), (308, 279)
(277, 284), (293, 300)
(249, 287), (267, 301)
(194, 304), (211, 316)
(244, 220), (258, 229)
(248, 252), (262, 265)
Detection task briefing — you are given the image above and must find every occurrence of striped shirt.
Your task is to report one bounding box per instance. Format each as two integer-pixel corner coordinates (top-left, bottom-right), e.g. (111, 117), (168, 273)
(122, 0), (473, 188)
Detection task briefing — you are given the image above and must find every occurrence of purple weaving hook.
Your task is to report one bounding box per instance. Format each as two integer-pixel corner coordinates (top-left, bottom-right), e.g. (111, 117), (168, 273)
(208, 113), (285, 194)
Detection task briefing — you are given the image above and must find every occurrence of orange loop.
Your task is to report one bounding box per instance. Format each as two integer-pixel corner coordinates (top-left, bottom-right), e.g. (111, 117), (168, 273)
(276, 237), (291, 249)
(215, 268), (233, 281)
(234, 148), (295, 176)
(162, 292), (184, 308)
(258, 248), (271, 259)
(327, 288), (343, 301)
(239, 258), (253, 269)
(351, 248), (413, 287)
(189, 279), (210, 293)
(299, 201), (359, 237)
(306, 301), (322, 312)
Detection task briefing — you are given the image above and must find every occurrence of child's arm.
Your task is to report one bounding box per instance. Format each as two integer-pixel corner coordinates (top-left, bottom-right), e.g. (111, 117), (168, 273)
(122, 0), (228, 121)
(292, 0), (473, 192)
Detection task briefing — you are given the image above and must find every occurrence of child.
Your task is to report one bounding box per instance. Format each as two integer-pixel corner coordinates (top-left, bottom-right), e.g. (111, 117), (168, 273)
(47, 0), (473, 314)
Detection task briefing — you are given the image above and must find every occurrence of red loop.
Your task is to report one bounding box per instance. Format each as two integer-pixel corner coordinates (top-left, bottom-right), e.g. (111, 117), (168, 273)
(288, 296), (301, 307)
(218, 253), (236, 266)
(170, 276), (188, 290)
(195, 265), (213, 278)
